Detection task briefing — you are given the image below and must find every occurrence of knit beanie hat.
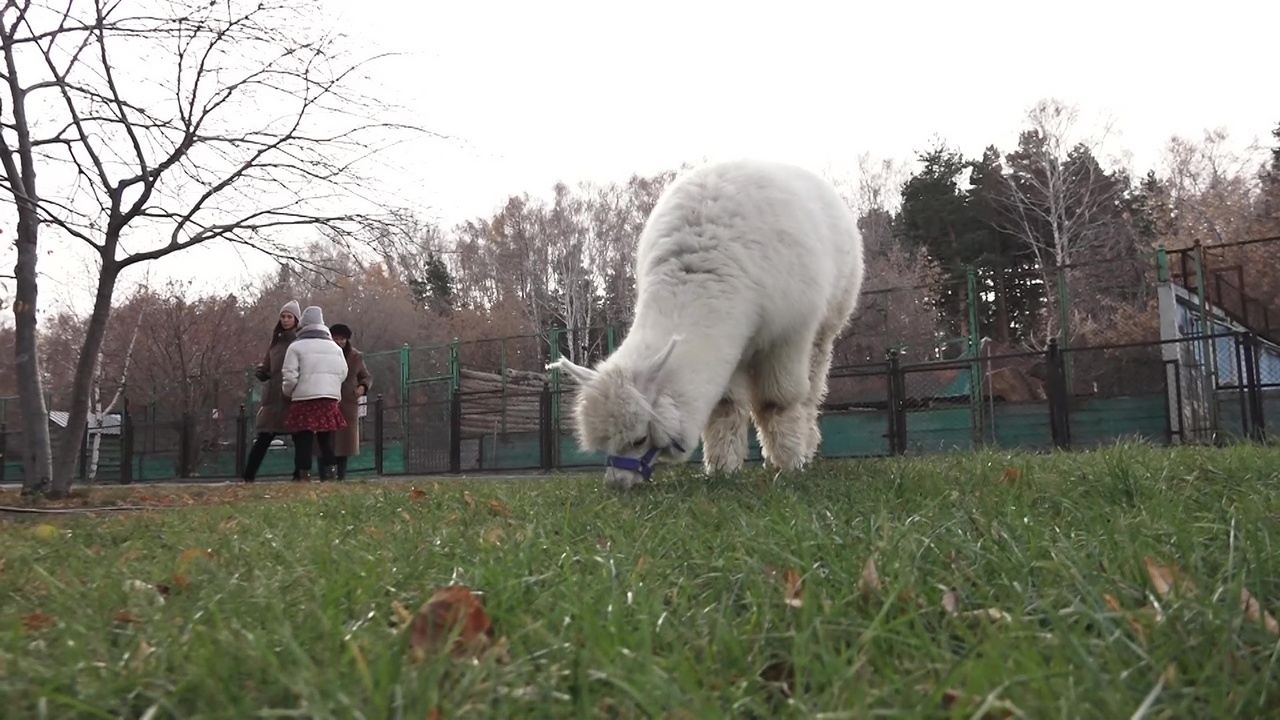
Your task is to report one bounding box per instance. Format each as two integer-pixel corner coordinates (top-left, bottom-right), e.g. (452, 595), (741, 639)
(300, 305), (325, 328)
(280, 300), (301, 320)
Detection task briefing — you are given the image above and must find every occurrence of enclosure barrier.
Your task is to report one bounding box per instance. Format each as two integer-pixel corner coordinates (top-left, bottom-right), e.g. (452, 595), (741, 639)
(2, 329), (1275, 485)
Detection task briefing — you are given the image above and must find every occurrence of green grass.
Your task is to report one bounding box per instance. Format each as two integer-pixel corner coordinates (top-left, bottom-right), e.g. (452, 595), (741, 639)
(4, 442), (1280, 719)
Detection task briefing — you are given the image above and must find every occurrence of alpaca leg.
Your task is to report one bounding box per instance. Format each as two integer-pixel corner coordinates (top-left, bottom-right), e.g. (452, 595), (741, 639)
(801, 324), (841, 461)
(701, 370), (751, 475)
(749, 341), (814, 473)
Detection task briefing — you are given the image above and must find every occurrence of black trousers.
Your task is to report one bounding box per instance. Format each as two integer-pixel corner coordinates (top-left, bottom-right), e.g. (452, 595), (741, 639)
(294, 431), (336, 475)
(242, 431), (304, 481)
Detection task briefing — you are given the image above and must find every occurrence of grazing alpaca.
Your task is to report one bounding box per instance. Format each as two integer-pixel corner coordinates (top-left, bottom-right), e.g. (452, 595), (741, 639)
(549, 158), (865, 489)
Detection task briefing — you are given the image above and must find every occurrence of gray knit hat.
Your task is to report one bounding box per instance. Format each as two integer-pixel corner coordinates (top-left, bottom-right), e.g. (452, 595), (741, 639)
(280, 300), (301, 321)
(300, 305), (325, 328)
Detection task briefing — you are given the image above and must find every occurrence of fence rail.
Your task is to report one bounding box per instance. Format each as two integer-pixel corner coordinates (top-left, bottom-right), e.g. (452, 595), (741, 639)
(2, 329), (1276, 485)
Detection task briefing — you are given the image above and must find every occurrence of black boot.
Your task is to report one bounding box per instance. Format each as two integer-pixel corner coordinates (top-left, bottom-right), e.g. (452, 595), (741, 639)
(335, 457), (348, 480)
(319, 464), (334, 481)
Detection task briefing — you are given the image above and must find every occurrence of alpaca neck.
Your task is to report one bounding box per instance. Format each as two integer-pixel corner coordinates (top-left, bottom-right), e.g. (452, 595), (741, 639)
(620, 294), (746, 448)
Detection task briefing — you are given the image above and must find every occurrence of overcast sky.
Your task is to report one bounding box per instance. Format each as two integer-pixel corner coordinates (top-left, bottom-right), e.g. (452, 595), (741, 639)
(9, 0), (1280, 318)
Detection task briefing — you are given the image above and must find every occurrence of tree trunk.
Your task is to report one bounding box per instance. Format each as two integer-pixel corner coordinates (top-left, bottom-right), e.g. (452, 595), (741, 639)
(48, 263), (119, 496)
(994, 268), (1011, 343)
(14, 218), (54, 497)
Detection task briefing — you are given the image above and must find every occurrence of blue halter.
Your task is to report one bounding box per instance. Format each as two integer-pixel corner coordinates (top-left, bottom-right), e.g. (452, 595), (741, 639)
(606, 439), (686, 482)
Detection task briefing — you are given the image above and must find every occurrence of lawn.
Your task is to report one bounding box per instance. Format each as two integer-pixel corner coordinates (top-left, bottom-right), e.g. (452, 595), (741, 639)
(3, 443), (1280, 719)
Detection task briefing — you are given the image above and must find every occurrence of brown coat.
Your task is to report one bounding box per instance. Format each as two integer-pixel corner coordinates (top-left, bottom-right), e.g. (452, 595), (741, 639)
(253, 330), (296, 434)
(336, 347), (373, 457)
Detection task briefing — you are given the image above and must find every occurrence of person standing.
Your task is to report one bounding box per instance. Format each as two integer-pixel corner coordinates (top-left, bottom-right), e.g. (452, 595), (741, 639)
(330, 323), (373, 480)
(242, 300), (305, 483)
(281, 306), (348, 481)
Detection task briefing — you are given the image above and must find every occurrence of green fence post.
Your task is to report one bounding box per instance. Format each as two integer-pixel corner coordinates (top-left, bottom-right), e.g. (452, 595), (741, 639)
(448, 338), (460, 392)
(399, 343), (410, 430)
(548, 325), (562, 459)
(966, 267), (985, 446)
(1155, 243), (1169, 284)
(606, 325), (616, 355)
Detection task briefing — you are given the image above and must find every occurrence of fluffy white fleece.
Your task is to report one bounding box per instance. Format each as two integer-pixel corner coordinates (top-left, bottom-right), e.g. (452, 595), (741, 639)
(550, 158), (865, 489)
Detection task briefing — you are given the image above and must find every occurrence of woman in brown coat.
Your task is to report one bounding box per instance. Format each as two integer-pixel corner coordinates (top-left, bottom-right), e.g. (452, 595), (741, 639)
(329, 323), (373, 479)
(241, 300), (307, 482)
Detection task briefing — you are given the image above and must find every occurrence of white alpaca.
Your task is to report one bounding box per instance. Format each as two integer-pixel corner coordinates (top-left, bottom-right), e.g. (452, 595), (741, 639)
(549, 158), (865, 490)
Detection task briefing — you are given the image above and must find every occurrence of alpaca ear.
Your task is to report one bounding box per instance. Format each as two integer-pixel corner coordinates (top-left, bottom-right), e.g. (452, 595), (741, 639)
(640, 335), (681, 389)
(548, 357), (598, 385)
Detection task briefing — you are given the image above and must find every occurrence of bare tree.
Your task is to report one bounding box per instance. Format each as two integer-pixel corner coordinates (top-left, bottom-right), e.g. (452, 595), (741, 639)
(996, 99), (1129, 270)
(0, 0), (423, 496)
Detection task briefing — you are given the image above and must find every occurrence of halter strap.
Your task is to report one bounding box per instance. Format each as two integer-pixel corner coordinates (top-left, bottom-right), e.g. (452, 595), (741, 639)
(606, 439), (686, 482)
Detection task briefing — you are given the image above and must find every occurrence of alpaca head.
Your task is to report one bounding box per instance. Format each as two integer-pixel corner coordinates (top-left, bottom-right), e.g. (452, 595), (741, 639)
(548, 336), (687, 490)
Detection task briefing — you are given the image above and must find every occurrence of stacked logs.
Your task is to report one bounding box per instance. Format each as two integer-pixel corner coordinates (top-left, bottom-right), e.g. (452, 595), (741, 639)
(458, 367), (549, 437)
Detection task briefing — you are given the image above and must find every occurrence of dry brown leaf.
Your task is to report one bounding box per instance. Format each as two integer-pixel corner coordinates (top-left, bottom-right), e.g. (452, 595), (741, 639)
(596, 537), (611, 551)
(963, 608), (1011, 623)
(938, 687), (1017, 719)
(482, 526), (505, 546)
(759, 659), (795, 698)
(462, 491), (476, 509)
(409, 487), (427, 502)
(486, 500), (513, 517)
(408, 585), (497, 662)
(22, 611), (55, 632)
(1144, 556), (1194, 598)
(391, 600), (414, 628)
(858, 556), (882, 599)
(219, 517), (240, 532)
(634, 555), (651, 574)
(783, 568), (803, 608)
(1240, 586), (1280, 636)
(941, 587), (961, 615)
(998, 467), (1022, 485)
(426, 708), (442, 720)
(364, 527), (387, 541)
(112, 609), (142, 624)
(179, 548), (216, 566)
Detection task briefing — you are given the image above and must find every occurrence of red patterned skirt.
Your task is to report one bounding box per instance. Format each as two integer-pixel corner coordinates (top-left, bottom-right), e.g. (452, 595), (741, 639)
(285, 398), (348, 433)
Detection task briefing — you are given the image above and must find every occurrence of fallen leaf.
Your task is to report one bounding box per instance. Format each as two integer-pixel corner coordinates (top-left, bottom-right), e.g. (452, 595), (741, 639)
(22, 611), (55, 632)
(1144, 556), (1194, 598)
(967, 608), (1011, 623)
(486, 500), (513, 517)
(783, 568), (803, 608)
(998, 467), (1022, 484)
(937, 687), (1017, 719)
(364, 527), (387, 541)
(427, 708), (442, 720)
(30, 523), (61, 541)
(596, 537), (611, 551)
(112, 609), (141, 624)
(219, 517), (240, 532)
(409, 487), (427, 502)
(634, 555), (651, 574)
(941, 587), (961, 615)
(1240, 586), (1280, 636)
(462, 491), (476, 509)
(391, 600), (413, 628)
(482, 526), (505, 545)
(408, 585), (496, 662)
(858, 556), (882, 598)
(759, 659), (795, 698)
(172, 574), (190, 590)
(179, 548), (216, 567)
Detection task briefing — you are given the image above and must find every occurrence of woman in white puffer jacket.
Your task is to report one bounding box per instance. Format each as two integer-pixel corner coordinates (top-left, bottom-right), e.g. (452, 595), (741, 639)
(281, 305), (349, 481)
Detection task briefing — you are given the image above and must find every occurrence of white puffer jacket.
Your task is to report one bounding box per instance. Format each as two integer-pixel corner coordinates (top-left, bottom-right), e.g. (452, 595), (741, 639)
(281, 328), (348, 401)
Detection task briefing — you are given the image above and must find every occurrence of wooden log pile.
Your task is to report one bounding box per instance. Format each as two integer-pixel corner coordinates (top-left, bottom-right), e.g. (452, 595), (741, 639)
(458, 367), (549, 436)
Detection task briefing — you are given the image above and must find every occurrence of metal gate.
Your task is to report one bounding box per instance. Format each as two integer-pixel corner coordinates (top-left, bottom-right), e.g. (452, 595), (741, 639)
(402, 377), (452, 474)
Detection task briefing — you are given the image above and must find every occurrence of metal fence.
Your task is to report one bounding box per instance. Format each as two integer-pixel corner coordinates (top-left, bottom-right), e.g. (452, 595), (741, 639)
(3, 328), (1276, 484)
(4, 236), (1280, 484)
